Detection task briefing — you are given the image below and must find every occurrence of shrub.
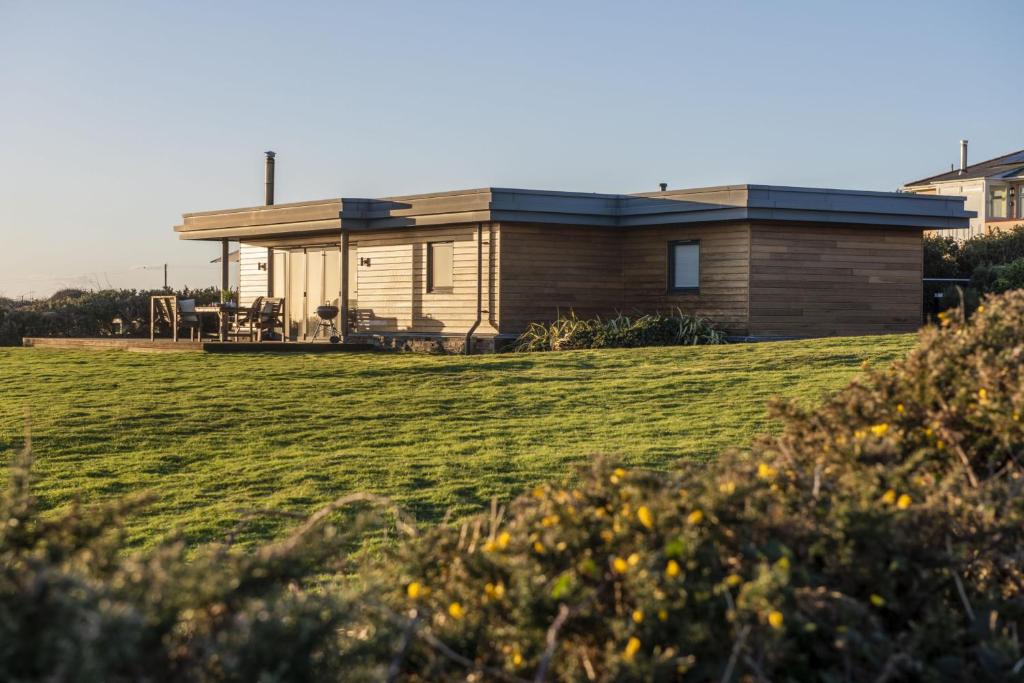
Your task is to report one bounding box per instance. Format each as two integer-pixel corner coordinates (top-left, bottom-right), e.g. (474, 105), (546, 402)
(923, 234), (962, 278)
(958, 224), (1024, 275)
(511, 310), (727, 352)
(376, 290), (1024, 681)
(0, 439), (416, 682)
(979, 257), (1024, 294)
(0, 287), (220, 346)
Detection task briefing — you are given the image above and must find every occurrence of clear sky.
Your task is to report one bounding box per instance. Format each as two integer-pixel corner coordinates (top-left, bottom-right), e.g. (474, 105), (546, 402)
(1, 0), (1021, 297)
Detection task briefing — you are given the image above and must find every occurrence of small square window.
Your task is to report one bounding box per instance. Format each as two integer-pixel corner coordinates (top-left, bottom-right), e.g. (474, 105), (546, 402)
(428, 241), (454, 293)
(668, 241), (700, 292)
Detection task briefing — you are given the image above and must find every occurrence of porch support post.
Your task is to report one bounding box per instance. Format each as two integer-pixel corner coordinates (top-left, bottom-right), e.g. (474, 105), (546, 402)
(340, 227), (349, 343)
(221, 239), (230, 293)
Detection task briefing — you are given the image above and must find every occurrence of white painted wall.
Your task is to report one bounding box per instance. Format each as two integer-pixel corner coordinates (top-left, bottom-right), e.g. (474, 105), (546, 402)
(238, 242), (269, 306)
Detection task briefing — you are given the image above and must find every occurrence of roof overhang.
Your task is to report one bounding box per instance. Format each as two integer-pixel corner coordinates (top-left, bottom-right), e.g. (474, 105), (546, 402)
(174, 184), (974, 241)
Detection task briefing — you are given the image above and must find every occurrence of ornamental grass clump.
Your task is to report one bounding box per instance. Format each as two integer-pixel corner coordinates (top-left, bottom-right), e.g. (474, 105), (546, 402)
(373, 291), (1024, 681)
(511, 309), (726, 352)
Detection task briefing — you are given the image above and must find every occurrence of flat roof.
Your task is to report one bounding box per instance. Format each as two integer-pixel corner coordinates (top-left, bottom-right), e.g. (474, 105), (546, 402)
(175, 184), (974, 241)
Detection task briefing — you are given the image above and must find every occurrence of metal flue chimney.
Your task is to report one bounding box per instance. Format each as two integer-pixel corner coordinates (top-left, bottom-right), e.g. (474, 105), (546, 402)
(959, 140), (968, 175)
(264, 150), (276, 205)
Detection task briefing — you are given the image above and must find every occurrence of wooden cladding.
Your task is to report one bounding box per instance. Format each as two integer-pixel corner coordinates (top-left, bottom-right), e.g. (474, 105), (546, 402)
(621, 224), (751, 333)
(499, 223), (752, 335)
(240, 220), (924, 340)
(350, 225), (497, 335)
(748, 223), (923, 337)
(238, 243), (269, 307)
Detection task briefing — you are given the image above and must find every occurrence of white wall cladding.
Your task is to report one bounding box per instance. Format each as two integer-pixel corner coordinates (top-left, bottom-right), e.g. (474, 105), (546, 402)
(239, 243), (269, 306)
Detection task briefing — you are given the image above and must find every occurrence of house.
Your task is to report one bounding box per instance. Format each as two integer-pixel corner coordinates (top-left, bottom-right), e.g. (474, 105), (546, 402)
(174, 182), (971, 351)
(903, 140), (1024, 240)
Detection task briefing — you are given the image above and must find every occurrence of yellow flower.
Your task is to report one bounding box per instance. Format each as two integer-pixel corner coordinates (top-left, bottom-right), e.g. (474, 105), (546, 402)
(511, 652), (523, 667)
(627, 552), (640, 566)
(610, 467), (626, 484)
(977, 304), (985, 313)
(532, 486), (545, 499)
(600, 529), (614, 543)
(406, 581), (424, 599)
(767, 610), (784, 629)
(483, 530), (510, 552)
(657, 609), (668, 621)
(448, 602), (464, 620)
(775, 556), (790, 571)
(533, 541), (546, 554)
(724, 573), (742, 587)
(880, 489), (897, 505)
(869, 594), (886, 607)
(484, 582), (506, 600)
(896, 403), (905, 414)
(612, 557), (629, 574)
(870, 423), (889, 437)
(719, 480), (736, 494)
(541, 514), (560, 528)
(936, 440), (945, 450)
(687, 509), (704, 525)
(623, 636), (641, 662)
(637, 506), (654, 529)
(632, 609), (644, 623)
(757, 463), (777, 480)
(665, 559), (681, 578)
(896, 494), (912, 510)
(978, 388), (988, 402)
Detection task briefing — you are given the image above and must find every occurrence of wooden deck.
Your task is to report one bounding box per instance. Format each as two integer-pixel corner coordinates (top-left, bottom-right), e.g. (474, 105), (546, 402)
(21, 338), (376, 353)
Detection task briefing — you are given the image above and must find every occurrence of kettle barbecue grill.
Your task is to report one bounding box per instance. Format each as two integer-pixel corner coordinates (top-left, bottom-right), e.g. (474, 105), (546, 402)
(311, 304), (341, 343)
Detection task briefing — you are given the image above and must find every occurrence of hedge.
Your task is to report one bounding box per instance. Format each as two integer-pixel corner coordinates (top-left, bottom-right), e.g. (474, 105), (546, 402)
(0, 288), (221, 346)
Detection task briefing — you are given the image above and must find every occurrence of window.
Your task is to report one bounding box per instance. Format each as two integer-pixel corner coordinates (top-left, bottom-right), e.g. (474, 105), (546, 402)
(990, 187), (1008, 218)
(428, 241), (454, 293)
(668, 240), (700, 292)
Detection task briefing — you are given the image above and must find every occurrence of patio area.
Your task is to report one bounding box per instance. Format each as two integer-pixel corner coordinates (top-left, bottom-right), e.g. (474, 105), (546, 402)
(21, 337), (375, 353)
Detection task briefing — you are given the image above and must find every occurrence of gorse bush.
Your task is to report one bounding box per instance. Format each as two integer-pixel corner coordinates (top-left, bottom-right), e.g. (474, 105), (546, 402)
(2, 291), (1024, 680)
(0, 441), (413, 682)
(511, 310), (727, 352)
(378, 290), (1024, 681)
(0, 287), (221, 345)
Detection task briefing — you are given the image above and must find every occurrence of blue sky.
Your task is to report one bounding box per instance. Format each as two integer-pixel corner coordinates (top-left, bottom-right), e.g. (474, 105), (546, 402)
(1, 0), (1021, 296)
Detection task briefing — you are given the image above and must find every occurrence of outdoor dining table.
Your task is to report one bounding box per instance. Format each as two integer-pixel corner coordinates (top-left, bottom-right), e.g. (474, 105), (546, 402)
(195, 303), (235, 342)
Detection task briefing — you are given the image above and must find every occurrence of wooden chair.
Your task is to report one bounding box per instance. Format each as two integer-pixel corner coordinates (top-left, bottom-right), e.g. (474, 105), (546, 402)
(151, 296), (201, 341)
(227, 296), (264, 341)
(255, 298), (285, 341)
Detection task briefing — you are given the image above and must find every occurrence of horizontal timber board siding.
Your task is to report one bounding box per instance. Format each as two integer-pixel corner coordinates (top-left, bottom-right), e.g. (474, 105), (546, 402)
(498, 224), (623, 334)
(350, 224), (497, 334)
(238, 243), (269, 306)
(748, 223), (923, 336)
(620, 223), (751, 333)
(498, 222), (751, 335)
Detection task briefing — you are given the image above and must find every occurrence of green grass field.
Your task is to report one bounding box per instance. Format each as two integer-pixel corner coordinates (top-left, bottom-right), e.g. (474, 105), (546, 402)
(0, 335), (915, 547)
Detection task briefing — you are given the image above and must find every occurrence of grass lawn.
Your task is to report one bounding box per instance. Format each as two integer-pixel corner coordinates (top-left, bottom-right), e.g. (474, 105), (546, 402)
(0, 335), (914, 547)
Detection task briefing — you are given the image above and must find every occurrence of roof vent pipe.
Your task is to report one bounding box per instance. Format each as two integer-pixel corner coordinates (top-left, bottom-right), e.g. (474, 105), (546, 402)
(659, 182), (668, 192)
(959, 140), (968, 175)
(264, 150), (276, 205)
